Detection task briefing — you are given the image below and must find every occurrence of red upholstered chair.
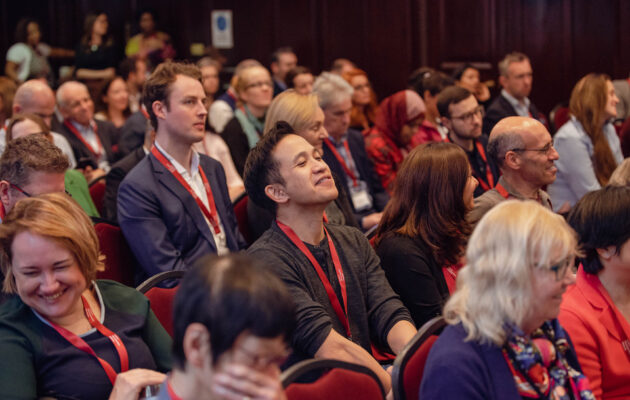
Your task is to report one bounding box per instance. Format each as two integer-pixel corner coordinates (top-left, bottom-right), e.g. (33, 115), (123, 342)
(88, 176), (106, 216)
(619, 117), (630, 157)
(391, 316), (447, 400)
(232, 192), (253, 246)
(282, 359), (386, 400)
(549, 102), (570, 134)
(94, 222), (135, 287)
(136, 270), (185, 337)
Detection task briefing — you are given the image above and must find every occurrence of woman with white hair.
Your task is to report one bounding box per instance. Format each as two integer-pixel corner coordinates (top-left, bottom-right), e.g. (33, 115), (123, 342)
(420, 200), (594, 400)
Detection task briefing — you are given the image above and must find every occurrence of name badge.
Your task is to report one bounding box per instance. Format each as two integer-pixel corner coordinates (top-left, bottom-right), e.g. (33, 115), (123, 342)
(350, 187), (372, 212)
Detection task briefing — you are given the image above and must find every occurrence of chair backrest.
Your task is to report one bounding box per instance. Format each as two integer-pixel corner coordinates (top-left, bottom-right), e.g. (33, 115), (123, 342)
(391, 316), (447, 400)
(549, 102), (570, 134)
(282, 359), (386, 400)
(136, 270), (185, 337)
(89, 177), (106, 216)
(94, 222), (135, 287)
(232, 192), (253, 245)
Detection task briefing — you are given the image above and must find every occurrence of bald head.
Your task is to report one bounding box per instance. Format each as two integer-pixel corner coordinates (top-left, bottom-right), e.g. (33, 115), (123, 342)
(56, 81), (94, 126)
(488, 116), (544, 168)
(12, 80), (56, 128)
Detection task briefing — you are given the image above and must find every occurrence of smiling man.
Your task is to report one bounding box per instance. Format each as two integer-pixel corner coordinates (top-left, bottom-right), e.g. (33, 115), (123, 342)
(469, 116), (558, 226)
(244, 121), (416, 393)
(118, 62), (244, 285)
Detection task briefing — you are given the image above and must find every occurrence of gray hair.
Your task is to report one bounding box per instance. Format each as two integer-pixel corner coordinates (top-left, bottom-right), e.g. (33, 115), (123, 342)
(13, 80), (54, 108)
(608, 158), (630, 187)
(487, 128), (525, 168)
(312, 72), (353, 109)
(497, 52), (530, 77)
(56, 81), (89, 110)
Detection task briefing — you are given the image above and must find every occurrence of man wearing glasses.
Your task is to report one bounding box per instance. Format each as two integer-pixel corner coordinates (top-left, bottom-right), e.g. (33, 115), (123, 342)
(438, 86), (499, 197)
(469, 116), (559, 226)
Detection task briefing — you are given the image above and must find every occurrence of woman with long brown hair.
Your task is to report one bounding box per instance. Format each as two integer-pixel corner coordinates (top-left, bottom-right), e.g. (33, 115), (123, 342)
(548, 73), (623, 209)
(342, 68), (378, 132)
(374, 142), (477, 327)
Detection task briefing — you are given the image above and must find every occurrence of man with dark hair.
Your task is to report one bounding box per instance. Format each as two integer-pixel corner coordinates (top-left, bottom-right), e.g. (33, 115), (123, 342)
(469, 116), (558, 225)
(158, 254), (294, 399)
(244, 121), (416, 393)
(118, 61), (245, 285)
(483, 51), (545, 134)
(270, 47), (297, 97)
(438, 86), (499, 197)
(408, 68), (453, 144)
(118, 57), (147, 113)
(0, 134), (68, 221)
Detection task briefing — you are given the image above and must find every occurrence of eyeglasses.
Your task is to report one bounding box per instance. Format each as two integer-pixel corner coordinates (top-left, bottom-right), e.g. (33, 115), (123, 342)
(245, 80), (273, 90)
(353, 83), (371, 91)
(548, 259), (572, 281)
(451, 105), (484, 122)
(511, 142), (554, 156)
(9, 182), (71, 198)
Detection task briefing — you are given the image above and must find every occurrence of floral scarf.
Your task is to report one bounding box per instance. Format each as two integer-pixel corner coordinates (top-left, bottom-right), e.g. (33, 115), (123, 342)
(502, 319), (594, 400)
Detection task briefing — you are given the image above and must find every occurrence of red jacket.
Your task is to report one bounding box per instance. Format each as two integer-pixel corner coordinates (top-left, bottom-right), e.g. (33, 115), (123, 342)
(559, 266), (630, 400)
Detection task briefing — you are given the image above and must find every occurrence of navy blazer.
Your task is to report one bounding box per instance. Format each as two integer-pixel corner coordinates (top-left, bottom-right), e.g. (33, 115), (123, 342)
(322, 129), (389, 225)
(103, 146), (147, 223)
(482, 94), (543, 135)
(118, 152), (245, 284)
(57, 119), (117, 166)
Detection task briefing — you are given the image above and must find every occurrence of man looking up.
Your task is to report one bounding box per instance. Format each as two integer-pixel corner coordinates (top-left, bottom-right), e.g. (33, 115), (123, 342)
(438, 86), (499, 197)
(244, 121), (416, 393)
(118, 61), (244, 285)
(469, 116), (559, 225)
(270, 47), (297, 97)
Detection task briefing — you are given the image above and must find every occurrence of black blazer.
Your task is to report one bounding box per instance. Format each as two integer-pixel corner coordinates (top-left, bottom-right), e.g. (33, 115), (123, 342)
(102, 146), (147, 223)
(482, 94), (543, 135)
(57, 119), (117, 167)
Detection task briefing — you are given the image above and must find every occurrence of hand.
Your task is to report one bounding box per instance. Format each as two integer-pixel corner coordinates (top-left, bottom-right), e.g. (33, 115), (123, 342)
(108, 369), (166, 400)
(83, 166), (106, 183)
(212, 363), (286, 400)
(361, 212), (382, 230)
(475, 83), (491, 102)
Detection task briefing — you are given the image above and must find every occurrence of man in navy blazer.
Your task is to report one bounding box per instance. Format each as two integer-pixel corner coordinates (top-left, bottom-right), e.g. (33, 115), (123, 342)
(118, 61), (245, 284)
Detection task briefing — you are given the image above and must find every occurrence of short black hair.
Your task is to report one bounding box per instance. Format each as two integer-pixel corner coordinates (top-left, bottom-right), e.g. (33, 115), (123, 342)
(171, 254), (296, 369)
(119, 58), (140, 81)
(408, 68), (454, 98)
(243, 121), (295, 214)
(567, 185), (630, 274)
(285, 66), (311, 89)
(451, 63), (475, 81)
(14, 18), (38, 43)
(271, 46), (294, 64)
(437, 86), (472, 118)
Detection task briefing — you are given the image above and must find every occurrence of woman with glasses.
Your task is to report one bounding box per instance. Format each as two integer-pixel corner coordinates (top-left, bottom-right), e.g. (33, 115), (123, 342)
(548, 73), (623, 210)
(559, 185), (630, 399)
(221, 65), (273, 177)
(421, 200), (593, 400)
(341, 68), (379, 132)
(375, 142), (477, 328)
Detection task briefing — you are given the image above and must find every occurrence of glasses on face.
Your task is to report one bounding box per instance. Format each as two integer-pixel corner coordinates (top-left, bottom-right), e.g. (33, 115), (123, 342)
(353, 83), (371, 91)
(548, 259), (572, 281)
(245, 80), (273, 90)
(451, 105), (484, 123)
(511, 142), (554, 156)
(9, 182), (31, 198)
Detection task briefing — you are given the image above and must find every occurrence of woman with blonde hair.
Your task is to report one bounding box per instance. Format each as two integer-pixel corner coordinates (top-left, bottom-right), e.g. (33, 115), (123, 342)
(420, 200), (593, 399)
(0, 193), (171, 399)
(548, 73), (623, 209)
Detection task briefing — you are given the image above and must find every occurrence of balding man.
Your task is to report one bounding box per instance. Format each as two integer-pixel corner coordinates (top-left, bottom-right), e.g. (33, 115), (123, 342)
(7, 80), (76, 167)
(56, 81), (117, 181)
(469, 116), (559, 225)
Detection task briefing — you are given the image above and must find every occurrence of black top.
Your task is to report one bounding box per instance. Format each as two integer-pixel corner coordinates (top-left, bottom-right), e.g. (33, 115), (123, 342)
(103, 146), (146, 223)
(449, 134), (500, 198)
(482, 93), (543, 135)
(221, 116), (255, 177)
(75, 42), (119, 70)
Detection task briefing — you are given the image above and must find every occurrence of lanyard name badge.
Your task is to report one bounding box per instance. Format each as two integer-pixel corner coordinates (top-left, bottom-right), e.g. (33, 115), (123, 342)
(46, 295), (129, 385)
(276, 220), (351, 339)
(151, 146), (226, 248)
(323, 139), (372, 212)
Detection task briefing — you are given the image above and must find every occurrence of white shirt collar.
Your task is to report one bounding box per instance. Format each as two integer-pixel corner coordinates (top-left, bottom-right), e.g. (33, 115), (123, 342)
(501, 89), (530, 109)
(154, 141), (200, 177)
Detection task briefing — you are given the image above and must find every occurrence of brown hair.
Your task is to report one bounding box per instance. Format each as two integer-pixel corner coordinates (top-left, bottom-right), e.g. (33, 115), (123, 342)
(0, 77), (17, 120)
(0, 192), (105, 293)
(342, 68), (378, 130)
(570, 73), (617, 185)
(376, 142), (472, 266)
(498, 52), (530, 77)
(96, 76), (131, 120)
(143, 61), (202, 130)
(6, 113), (51, 143)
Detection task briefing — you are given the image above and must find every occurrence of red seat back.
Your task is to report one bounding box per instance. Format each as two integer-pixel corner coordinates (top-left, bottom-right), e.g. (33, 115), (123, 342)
(144, 286), (179, 336)
(552, 106), (570, 133)
(232, 193), (253, 245)
(89, 180), (106, 216)
(94, 223), (135, 287)
(401, 335), (439, 400)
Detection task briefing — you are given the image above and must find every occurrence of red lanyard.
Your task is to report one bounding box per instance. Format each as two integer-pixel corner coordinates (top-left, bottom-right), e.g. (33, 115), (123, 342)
(496, 183), (510, 199)
(166, 378), (183, 400)
(46, 295), (129, 386)
(140, 106), (150, 120)
(0, 202), (5, 220)
(324, 138), (358, 187)
(63, 120), (103, 158)
(276, 220), (351, 338)
(445, 136), (495, 191)
(151, 146), (222, 234)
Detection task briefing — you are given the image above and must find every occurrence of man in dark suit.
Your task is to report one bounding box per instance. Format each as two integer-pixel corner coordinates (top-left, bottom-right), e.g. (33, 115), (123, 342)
(56, 81), (117, 182)
(118, 62), (245, 284)
(270, 47), (297, 97)
(483, 52), (545, 135)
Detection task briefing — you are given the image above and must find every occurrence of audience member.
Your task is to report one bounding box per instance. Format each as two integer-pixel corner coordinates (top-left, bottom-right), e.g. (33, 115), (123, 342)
(56, 80), (117, 181)
(208, 59), (262, 133)
(95, 76), (131, 128)
(119, 57), (148, 113)
(452, 63), (491, 106)
(438, 86), (499, 197)
(560, 186), (630, 400)
(469, 116), (557, 225)
(4, 18), (74, 84)
(0, 77), (16, 128)
(330, 58), (356, 76)
(221, 64), (273, 176)
(285, 66), (314, 95)
(364, 89), (425, 193)
(159, 254), (295, 400)
(0, 193), (171, 399)
(420, 200), (591, 399)
(270, 47), (297, 97)
(125, 8), (175, 66)
(313, 73), (388, 230)
(376, 142), (476, 327)
(548, 73), (623, 210)
(341, 68), (378, 131)
(407, 68), (452, 145)
(118, 61), (245, 285)
(608, 157), (630, 186)
(612, 73), (630, 120)
(483, 52), (545, 134)
(117, 107), (150, 156)
(197, 57), (221, 103)
(244, 122), (416, 392)
(74, 12), (118, 81)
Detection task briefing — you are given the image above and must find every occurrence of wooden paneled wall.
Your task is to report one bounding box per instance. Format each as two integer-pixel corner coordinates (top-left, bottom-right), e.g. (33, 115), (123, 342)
(1, 0), (629, 114)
